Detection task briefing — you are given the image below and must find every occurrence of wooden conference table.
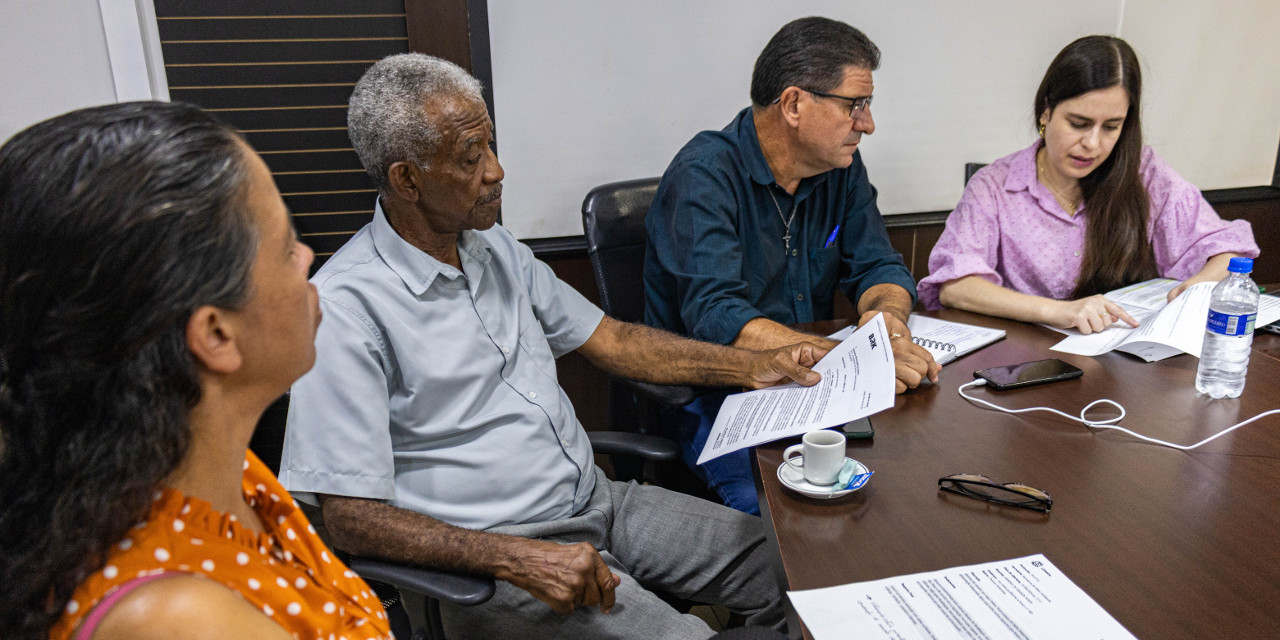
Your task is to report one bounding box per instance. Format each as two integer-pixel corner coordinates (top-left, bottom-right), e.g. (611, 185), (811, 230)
(753, 309), (1280, 639)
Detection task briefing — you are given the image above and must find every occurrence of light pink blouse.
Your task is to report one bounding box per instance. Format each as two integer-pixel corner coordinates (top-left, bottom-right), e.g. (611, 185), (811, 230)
(917, 141), (1258, 309)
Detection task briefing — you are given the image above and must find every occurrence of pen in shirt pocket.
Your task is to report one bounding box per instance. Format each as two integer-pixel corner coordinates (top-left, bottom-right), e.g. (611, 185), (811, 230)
(824, 224), (841, 248)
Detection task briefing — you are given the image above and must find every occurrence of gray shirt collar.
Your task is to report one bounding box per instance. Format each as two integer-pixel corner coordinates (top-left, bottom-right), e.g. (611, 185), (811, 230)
(371, 199), (493, 296)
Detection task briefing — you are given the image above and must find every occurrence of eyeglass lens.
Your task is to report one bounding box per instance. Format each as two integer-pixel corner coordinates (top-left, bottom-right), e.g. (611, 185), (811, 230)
(848, 96), (871, 118)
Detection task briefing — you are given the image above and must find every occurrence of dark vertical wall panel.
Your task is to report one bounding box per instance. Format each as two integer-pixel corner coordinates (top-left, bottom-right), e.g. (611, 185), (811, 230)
(1216, 196), (1280, 284)
(464, 0), (496, 120)
(541, 254), (610, 432)
(1274, 137), (1280, 188)
(405, 0), (470, 70)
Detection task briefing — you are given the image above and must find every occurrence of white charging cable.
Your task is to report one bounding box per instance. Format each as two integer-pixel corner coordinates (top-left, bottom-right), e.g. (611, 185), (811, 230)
(958, 379), (1280, 451)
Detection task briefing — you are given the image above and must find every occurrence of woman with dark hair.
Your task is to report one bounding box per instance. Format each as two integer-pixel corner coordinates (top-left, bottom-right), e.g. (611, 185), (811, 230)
(0, 102), (391, 640)
(918, 36), (1257, 334)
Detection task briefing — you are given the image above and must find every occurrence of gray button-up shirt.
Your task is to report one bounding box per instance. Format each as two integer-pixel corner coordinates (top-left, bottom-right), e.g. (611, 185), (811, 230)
(280, 202), (604, 530)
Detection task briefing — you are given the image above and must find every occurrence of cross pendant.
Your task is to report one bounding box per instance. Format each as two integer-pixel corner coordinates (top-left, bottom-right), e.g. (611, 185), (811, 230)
(783, 233), (791, 254)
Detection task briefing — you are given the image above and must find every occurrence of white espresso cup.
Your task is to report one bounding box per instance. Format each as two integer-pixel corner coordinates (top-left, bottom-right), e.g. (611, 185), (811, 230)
(784, 429), (846, 485)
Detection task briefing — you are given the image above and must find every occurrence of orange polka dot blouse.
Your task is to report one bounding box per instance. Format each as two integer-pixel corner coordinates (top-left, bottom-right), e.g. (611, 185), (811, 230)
(52, 450), (393, 640)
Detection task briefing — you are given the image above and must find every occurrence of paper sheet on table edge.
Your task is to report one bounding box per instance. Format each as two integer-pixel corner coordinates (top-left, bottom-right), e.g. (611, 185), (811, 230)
(695, 313), (895, 465)
(788, 553), (1138, 640)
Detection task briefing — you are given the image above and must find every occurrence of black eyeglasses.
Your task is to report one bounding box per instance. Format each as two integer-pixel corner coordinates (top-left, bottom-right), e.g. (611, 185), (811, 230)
(804, 89), (873, 119)
(938, 473), (1053, 513)
(762, 87), (875, 117)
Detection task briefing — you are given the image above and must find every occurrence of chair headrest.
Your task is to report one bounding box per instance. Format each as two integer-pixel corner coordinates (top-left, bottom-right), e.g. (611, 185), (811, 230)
(582, 177), (661, 254)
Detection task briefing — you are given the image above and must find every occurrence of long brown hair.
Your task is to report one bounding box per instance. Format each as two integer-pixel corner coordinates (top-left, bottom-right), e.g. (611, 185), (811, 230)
(1036, 36), (1157, 297)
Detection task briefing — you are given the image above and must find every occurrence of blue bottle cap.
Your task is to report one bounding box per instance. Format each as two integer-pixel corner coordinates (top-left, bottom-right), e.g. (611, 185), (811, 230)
(1228, 257), (1253, 273)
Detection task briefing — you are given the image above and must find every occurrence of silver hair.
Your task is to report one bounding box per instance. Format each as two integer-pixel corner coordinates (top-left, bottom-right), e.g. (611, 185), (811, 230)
(347, 53), (485, 193)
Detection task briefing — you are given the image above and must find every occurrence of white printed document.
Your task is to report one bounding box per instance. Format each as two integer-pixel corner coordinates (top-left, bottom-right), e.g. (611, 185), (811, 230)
(695, 314), (895, 464)
(828, 316), (1005, 365)
(1049, 278), (1280, 361)
(788, 554), (1137, 640)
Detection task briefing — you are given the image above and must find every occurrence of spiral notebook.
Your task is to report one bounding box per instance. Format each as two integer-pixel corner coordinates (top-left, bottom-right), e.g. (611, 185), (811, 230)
(828, 315), (1005, 365)
(905, 315), (1006, 365)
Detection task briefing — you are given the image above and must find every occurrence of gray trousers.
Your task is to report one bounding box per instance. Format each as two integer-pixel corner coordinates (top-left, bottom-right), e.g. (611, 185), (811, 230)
(440, 467), (785, 639)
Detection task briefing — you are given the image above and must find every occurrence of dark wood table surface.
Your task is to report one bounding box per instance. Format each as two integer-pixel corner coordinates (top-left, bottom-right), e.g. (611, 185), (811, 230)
(755, 309), (1280, 639)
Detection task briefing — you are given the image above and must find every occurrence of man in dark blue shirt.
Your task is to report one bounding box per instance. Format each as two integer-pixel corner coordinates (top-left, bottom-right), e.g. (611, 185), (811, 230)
(643, 17), (939, 513)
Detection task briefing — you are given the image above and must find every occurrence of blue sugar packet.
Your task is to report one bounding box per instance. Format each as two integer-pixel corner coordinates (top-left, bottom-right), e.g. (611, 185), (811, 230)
(837, 459), (874, 490)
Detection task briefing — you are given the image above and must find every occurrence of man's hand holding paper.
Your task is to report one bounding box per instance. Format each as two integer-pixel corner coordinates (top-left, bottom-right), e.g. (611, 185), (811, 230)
(743, 342), (828, 390)
(697, 313), (897, 465)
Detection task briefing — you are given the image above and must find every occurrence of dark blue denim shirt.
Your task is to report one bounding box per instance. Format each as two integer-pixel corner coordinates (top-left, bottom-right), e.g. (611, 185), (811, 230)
(643, 107), (916, 344)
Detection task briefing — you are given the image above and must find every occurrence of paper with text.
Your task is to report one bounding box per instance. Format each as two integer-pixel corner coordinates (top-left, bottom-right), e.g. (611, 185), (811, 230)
(1049, 278), (1280, 361)
(696, 314), (895, 464)
(788, 554), (1137, 640)
(828, 316), (1004, 365)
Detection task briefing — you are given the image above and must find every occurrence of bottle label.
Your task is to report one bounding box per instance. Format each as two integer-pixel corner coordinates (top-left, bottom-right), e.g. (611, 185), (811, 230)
(1206, 310), (1256, 336)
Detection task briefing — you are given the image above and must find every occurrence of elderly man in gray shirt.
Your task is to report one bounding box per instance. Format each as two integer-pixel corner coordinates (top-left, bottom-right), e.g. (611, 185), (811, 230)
(279, 54), (827, 639)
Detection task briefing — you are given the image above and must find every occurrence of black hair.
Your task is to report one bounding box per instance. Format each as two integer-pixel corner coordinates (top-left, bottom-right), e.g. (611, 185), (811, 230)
(0, 101), (256, 639)
(1036, 36), (1157, 297)
(750, 16), (880, 107)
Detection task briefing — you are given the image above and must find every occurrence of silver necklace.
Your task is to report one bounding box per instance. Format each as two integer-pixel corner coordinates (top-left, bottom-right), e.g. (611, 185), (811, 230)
(767, 189), (798, 254)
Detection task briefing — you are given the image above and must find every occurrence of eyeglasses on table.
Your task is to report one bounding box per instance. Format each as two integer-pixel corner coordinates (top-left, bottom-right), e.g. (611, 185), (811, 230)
(937, 473), (1053, 513)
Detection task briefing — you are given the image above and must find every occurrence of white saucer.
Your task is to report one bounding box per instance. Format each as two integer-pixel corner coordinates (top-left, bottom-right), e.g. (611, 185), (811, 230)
(777, 457), (869, 499)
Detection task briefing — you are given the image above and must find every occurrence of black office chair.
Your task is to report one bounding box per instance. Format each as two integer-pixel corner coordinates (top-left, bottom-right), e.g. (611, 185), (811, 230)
(582, 178), (708, 493)
(965, 162), (988, 185)
(253, 390), (683, 639)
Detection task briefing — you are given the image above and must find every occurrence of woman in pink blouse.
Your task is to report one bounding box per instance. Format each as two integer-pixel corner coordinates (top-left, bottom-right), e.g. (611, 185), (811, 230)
(918, 36), (1257, 334)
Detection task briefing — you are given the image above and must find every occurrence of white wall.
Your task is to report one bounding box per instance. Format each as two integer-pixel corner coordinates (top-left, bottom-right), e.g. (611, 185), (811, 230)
(0, 0), (118, 142)
(0, 0), (164, 143)
(1122, 0), (1280, 189)
(488, 0), (1280, 239)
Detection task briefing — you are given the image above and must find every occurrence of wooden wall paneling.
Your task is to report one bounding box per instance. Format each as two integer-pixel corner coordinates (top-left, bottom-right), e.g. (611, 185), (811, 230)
(463, 0), (496, 121)
(538, 253), (610, 434)
(1273, 138), (1279, 187)
(831, 289), (858, 319)
(1213, 193), (1280, 284)
(885, 226), (915, 278)
(405, 0), (470, 70)
(885, 211), (949, 282)
(911, 224), (946, 280)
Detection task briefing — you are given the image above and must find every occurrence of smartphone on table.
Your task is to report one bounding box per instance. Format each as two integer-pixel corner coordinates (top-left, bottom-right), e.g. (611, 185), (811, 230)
(973, 358), (1083, 391)
(842, 417), (874, 439)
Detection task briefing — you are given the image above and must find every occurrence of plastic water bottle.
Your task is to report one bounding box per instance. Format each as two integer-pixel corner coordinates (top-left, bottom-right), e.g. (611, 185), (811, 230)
(1195, 257), (1259, 398)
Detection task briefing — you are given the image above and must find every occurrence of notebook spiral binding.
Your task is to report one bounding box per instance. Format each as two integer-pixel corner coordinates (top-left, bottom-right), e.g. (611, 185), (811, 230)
(913, 337), (957, 353)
